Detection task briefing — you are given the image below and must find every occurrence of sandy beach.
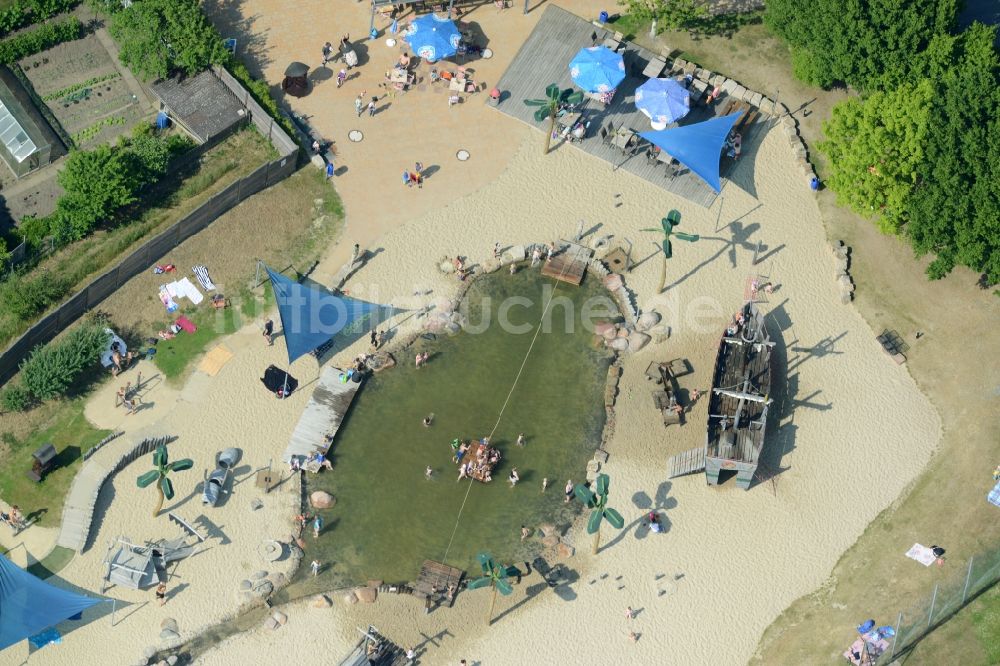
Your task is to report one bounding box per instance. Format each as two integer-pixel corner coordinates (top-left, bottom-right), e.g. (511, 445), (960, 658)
(0, 4), (947, 665)
(6, 116), (936, 666)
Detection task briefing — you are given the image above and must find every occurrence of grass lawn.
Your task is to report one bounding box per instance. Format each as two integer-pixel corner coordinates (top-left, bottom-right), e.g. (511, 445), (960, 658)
(0, 129), (276, 348)
(0, 399), (110, 527)
(904, 582), (1000, 665)
(152, 303), (242, 380)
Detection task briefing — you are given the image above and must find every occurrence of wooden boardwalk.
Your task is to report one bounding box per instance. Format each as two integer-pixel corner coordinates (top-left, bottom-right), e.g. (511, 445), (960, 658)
(282, 366), (362, 463)
(494, 5), (742, 208)
(668, 447), (706, 478)
(540, 242), (592, 285)
(413, 559), (465, 604)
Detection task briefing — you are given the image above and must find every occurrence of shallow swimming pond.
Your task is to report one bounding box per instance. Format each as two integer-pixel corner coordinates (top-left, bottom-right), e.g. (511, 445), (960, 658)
(296, 270), (615, 592)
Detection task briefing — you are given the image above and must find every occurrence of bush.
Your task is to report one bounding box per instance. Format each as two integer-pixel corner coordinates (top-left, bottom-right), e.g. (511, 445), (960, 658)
(19, 322), (110, 401)
(0, 270), (71, 320)
(1, 382), (32, 412)
(227, 61), (297, 140)
(0, 16), (82, 65)
(17, 214), (51, 247)
(0, 0), (80, 39)
(108, 0), (228, 80)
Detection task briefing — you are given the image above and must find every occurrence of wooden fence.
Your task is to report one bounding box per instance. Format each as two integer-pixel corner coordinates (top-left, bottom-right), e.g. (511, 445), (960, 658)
(0, 67), (299, 385)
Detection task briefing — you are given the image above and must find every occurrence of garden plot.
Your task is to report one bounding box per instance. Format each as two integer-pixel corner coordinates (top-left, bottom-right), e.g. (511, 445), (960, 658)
(20, 34), (148, 149)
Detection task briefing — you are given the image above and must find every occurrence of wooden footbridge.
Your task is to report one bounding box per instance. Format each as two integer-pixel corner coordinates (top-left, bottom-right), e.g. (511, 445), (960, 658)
(541, 241), (592, 285)
(282, 366), (362, 463)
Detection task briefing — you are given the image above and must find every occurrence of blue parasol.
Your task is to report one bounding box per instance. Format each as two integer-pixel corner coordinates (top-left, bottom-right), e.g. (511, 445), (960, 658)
(569, 46), (625, 93)
(634, 78), (691, 126)
(639, 112), (742, 193)
(404, 14), (462, 61)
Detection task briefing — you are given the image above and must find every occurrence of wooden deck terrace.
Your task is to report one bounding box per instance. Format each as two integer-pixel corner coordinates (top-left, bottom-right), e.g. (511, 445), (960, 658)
(493, 5), (759, 208)
(706, 331), (772, 464)
(540, 241), (591, 285)
(413, 559), (465, 604)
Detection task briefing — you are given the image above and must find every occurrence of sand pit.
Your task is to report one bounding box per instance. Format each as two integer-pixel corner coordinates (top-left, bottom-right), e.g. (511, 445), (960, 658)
(22, 121), (936, 666)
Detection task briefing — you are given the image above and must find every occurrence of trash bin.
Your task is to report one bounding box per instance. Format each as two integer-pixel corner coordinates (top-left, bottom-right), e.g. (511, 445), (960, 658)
(810, 176), (820, 191)
(599, 10), (609, 23)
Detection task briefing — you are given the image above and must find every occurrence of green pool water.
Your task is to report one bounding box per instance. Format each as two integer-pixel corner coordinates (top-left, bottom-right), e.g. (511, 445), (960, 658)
(294, 270), (616, 593)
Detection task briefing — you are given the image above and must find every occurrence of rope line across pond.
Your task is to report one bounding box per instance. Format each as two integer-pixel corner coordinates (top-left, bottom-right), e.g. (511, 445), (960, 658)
(440, 251), (574, 565)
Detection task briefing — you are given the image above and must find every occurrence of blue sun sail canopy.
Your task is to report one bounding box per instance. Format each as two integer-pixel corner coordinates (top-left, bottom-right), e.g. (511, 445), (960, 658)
(266, 266), (403, 364)
(639, 112), (742, 193)
(0, 553), (102, 650)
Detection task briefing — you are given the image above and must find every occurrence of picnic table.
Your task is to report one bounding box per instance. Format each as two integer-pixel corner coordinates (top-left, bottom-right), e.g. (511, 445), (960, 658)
(557, 111), (581, 130)
(602, 38), (620, 51)
(642, 57), (667, 79)
(611, 127), (638, 154)
(449, 77), (475, 93)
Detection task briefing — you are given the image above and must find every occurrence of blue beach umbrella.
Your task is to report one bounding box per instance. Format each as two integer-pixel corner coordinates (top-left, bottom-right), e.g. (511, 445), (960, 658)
(569, 46), (625, 93)
(634, 78), (691, 127)
(404, 14), (462, 61)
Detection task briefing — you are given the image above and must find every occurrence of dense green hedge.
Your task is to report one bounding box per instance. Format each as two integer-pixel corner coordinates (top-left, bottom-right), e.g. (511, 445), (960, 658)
(14, 318), (110, 405)
(228, 61), (297, 140)
(0, 0), (80, 39)
(0, 16), (81, 65)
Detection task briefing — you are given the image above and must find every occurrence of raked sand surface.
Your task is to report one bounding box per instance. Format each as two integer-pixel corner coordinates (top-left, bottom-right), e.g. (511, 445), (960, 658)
(10, 122), (939, 665)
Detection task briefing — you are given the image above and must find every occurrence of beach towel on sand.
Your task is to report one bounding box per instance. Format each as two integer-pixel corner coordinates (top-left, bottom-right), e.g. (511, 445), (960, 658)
(159, 286), (179, 312)
(175, 315), (197, 333)
(193, 265), (217, 292)
(988, 480), (1000, 508)
(176, 277), (204, 305)
(905, 543), (937, 566)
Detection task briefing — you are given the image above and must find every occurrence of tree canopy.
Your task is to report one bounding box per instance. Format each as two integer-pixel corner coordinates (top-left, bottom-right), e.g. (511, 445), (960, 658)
(107, 0), (228, 80)
(765, 0), (958, 90)
(818, 23), (1000, 282)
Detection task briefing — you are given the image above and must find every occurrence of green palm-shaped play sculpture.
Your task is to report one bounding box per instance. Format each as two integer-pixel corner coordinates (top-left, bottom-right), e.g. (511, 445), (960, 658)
(467, 552), (522, 625)
(573, 473), (625, 554)
(642, 209), (700, 292)
(136, 443), (194, 517)
(523, 83), (584, 155)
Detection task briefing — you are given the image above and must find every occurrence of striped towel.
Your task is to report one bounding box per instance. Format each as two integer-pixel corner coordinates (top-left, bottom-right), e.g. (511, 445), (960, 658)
(989, 480), (1000, 508)
(193, 265), (217, 292)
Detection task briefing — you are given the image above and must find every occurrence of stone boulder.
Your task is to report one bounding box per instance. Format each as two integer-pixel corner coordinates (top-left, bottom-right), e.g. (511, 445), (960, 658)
(159, 629), (179, 641)
(538, 523), (557, 537)
(557, 542), (575, 559)
(603, 274), (623, 291)
(355, 586), (378, 603)
(481, 258), (501, 274)
(627, 332), (651, 352)
(310, 491), (335, 509)
(602, 326), (618, 342)
(312, 594), (332, 608)
(636, 311), (661, 332)
(609, 338), (629, 352)
(438, 260), (456, 274)
(541, 535), (560, 548)
(593, 322), (615, 338)
(263, 617), (279, 631)
(343, 590), (359, 605)
(160, 618), (179, 634)
(251, 570), (268, 580)
(272, 610), (288, 626)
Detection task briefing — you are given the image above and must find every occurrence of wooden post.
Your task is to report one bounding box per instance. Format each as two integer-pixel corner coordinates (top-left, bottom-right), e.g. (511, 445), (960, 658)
(623, 237), (633, 272)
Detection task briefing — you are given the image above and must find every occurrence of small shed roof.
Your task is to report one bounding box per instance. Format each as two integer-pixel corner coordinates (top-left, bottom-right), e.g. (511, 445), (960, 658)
(150, 70), (245, 143)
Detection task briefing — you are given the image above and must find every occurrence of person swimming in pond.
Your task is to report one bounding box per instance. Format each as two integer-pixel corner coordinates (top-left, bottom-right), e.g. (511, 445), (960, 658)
(508, 467), (519, 487)
(457, 462), (469, 481)
(422, 414), (433, 427)
(516, 433), (526, 447)
(425, 465), (433, 479)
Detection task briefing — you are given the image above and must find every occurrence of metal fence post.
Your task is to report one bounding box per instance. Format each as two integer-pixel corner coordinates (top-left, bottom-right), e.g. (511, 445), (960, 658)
(927, 583), (939, 629)
(962, 556), (975, 603)
(889, 611), (902, 657)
